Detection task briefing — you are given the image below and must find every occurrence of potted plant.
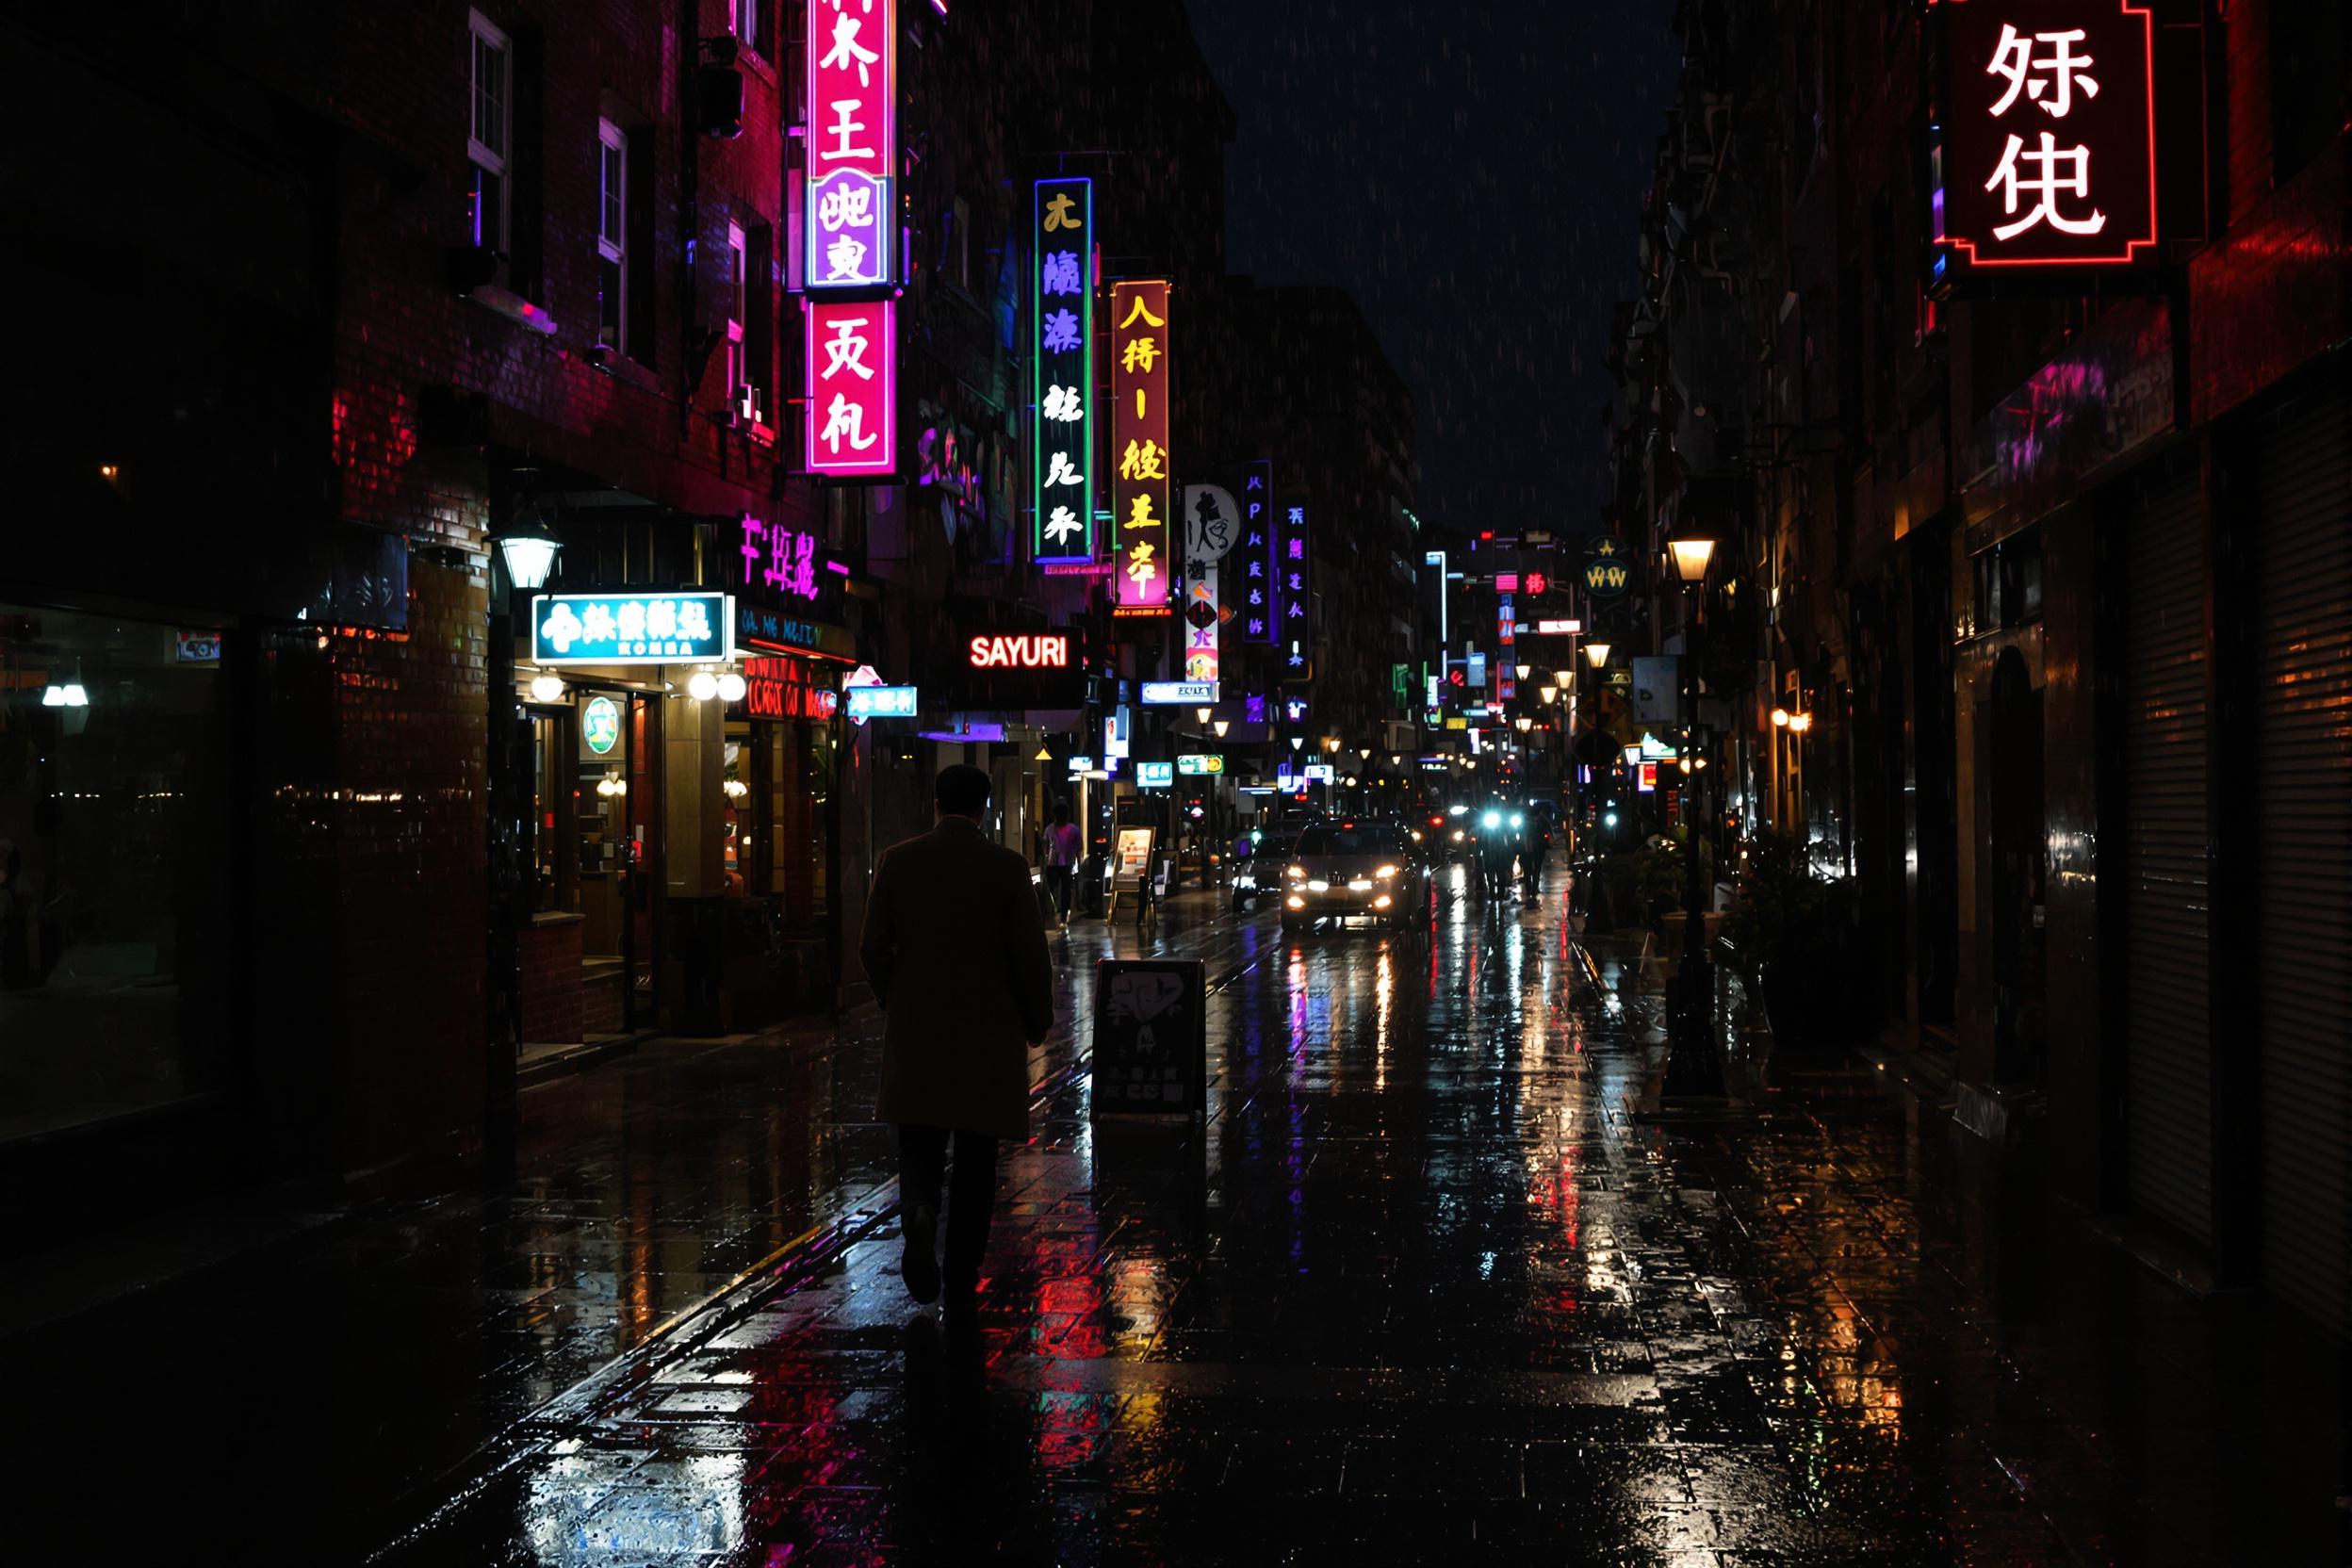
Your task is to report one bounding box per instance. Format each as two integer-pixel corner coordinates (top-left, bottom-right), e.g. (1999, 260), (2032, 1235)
(1721, 829), (1834, 1044)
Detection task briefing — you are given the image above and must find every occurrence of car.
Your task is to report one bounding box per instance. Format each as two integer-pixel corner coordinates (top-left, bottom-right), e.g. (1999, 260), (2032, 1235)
(1229, 833), (1296, 911)
(1277, 819), (1429, 934)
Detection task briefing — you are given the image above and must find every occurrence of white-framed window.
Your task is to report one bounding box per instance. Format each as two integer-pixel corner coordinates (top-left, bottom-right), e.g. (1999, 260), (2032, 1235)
(466, 10), (511, 257)
(726, 220), (747, 400)
(596, 119), (628, 349)
(731, 0), (768, 58)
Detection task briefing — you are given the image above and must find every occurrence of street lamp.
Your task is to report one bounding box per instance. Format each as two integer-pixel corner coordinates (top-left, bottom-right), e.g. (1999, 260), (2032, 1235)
(1289, 736), (1303, 752)
(1666, 534), (1717, 584)
(1196, 706), (1212, 726)
(1666, 526), (1719, 1085)
(1539, 685), (1558, 704)
(1514, 663), (1530, 682)
(1772, 707), (1790, 727)
(491, 506), (562, 590)
(1213, 719), (1230, 739)
(1584, 642), (1611, 669)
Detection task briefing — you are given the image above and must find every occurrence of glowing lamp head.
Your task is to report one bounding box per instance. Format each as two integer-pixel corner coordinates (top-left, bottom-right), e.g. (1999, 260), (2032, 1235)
(493, 508), (562, 590)
(716, 672), (748, 703)
(1584, 642), (1611, 670)
(1196, 706), (1212, 725)
(687, 671), (721, 702)
(529, 671), (565, 703)
(1667, 536), (1717, 583)
(1772, 707), (1790, 727)
(1213, 720), (1230, 738)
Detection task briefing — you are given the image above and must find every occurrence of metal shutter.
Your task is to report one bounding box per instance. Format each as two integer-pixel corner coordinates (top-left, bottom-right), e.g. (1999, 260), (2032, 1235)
(2122, 474), (2212, 1245)
(2255, 393), (2352, 1334)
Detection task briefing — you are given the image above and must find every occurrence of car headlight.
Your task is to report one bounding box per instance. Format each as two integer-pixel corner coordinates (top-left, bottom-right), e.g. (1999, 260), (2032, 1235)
(1410, 830), (1423, 842)
(1481, 813), (1501, 829)
(1511, 814), (1524, 828)
(1450, 829), (1464, 842)
(1285, 864), (1307, 879)
(1375, 864), (1399, 878)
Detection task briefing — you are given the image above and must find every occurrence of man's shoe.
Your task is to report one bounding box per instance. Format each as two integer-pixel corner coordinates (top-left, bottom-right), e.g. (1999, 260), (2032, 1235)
(902, 1205), (940, 1304)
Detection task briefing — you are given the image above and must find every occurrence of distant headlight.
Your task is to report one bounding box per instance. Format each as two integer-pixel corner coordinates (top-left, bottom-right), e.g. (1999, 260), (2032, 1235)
(1450, 829), (1465, 842)
(1481, 812), (1501, 829)
(1375, 864), (1400, 878)
(1286, 864), (1307, 879)
(1511, 814), (1524, 828)
(1410, 830), (1424, 842)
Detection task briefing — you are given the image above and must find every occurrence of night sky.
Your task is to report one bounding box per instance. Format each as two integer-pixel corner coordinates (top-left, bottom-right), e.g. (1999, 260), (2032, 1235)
(1186, 1), (1682, 541)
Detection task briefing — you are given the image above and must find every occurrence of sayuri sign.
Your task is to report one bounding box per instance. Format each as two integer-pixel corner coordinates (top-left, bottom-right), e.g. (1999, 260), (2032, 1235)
(805, 299), (896, 476)
(967, 633), (1071, 669)
(1933, 0), (2157, 272)
(532, 592), (733, 664)
(804, 0), (895, 290)
(1110, 280), (1172, 616)
(1033, 178), (1095, 564)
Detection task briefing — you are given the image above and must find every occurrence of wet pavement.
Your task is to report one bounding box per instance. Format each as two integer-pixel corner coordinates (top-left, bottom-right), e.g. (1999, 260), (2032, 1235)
(17, 865), (2350, 1565)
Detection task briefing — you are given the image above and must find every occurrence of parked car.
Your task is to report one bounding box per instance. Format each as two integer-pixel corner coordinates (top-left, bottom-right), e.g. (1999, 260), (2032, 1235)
(1229, 833), (1296, 912)
(1278, 820), (1429, 934)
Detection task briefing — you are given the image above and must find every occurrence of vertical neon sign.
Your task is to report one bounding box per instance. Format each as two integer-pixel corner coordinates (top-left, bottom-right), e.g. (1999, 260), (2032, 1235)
(1277, 503), (1311, 679)
(1033, 178), (1094, 564)
(1239, 462), (1273, 643)
(805, 0), (894, 291)
(1110, 280), (1171, 615)
(805, 299), (897, 476)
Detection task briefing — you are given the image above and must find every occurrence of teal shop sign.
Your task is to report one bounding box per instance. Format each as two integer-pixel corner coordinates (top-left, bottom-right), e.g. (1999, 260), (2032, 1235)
(531, 592), (734, 665)
(582, 696), (622, 756)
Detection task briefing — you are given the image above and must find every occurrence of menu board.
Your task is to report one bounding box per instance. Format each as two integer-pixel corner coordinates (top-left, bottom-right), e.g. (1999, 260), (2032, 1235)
(1091, 958), (1206, 1118)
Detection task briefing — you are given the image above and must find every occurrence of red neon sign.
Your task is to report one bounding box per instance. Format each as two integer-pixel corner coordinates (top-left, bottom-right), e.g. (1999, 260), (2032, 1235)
(1935, 0), (2158, 270)
(967, 634), (1070, 670)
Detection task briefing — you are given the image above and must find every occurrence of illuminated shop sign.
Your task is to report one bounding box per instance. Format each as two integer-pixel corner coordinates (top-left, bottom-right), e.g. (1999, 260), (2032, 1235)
(967, 633), (1070, 669)
(731, 659), (840, 722)
(1139, 680), (1218, 707)
(1934, 0), (2157, 273)
(531, 592), (733, 665)
(1533, 618), (1582, 636)
(842, 684), (918, 721)
(1582, 538), (1633, 598)
(1032, 177), (1095, 564)
(1110, 280), (1172, 616)
(1175, 753), (1224, 776)
(805, 0), (894, 290)
(1497, 596), (1515, 701)
(806, 299), (896, 476)
(1239, 463), (1274, 644)
(738, 515), (822, 603)
(1276, 503), (1311, 678)
(1135, 761), (1175, 789)
(582, 695), (623, 754)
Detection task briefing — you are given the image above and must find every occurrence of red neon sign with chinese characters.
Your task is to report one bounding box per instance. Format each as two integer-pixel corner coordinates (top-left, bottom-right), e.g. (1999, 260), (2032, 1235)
(1111, 280), (1172, 617)
(1935, 0), (2157, 270)
(805, 298), (895, 476)
(967, 634), (1070, 669)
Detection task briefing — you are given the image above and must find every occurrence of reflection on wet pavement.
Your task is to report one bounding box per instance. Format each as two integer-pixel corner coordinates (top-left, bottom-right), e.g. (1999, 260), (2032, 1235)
(20, 874), (2347, 1565)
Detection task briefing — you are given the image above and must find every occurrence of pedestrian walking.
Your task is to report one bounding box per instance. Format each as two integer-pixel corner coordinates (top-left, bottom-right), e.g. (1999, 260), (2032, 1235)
(1042, 806), (1083, 925)
(860, 764), (1055, 1310)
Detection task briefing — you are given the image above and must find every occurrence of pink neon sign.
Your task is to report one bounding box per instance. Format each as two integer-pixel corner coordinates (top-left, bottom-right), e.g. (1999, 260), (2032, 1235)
(805, 0), (895, 291)
(805, 299), (896, 477)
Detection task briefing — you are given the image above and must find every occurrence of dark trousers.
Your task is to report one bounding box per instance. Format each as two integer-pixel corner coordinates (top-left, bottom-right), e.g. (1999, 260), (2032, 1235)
(898, 1124), (1000, 1292)
(1043, 864), (1072, 919)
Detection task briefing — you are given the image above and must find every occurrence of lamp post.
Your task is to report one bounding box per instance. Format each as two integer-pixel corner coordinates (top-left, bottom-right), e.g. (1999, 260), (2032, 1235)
(1666, 530), (1718, 1087)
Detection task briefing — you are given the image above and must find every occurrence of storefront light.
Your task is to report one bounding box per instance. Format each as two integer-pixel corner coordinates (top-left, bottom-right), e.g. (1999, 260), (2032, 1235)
(529, 671), (565, 703)
(41, 684), (89, 708)
(716, 671), (748, 703)
(687, 671), (721, 702)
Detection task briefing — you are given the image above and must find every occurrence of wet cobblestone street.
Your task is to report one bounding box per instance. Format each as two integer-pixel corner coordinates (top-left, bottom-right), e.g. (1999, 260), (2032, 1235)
(18, 876), (2348, 1565)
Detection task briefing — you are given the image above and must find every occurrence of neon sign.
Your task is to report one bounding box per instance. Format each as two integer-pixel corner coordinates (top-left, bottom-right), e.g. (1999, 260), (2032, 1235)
(1933, 0), (2157, 272)
(1138, 680), (1218, 707)
(1135, 761), (1174, 789)
(1110, 280), (1172, 615)
(1276, 503), (1311, 678)
(804, 0), (894, 291)
(531, 593), (733, 665)
(967, 634), (1070, 669)
(1176, 754), (1225, 776)
(805, 298), (896, 476)
(1032, 177), (1095, 564)
(582, 695), (622, 754)
(843, 684), (918, 721)
(1239, 463), (1274, 644)
(738, 515), (820, 602)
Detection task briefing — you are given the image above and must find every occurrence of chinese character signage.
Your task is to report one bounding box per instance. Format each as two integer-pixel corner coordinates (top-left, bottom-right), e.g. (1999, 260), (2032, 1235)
(1033, 178), (1095, 564)
(1239, 463), (1274, 643)
(1136, 761), (1175, 789)
(1935, 0), (2157, 272)
(805, 0), (894, 290)
(738, 515), (821, 603)
(806, 299), (896, 476)
(1276, 503), (1312, 679)
(843, 684), (919, 721)
(1497, 595), (1515, 701)
(531, 593), (734, 665)
(1176, 753), (1225, 776)
(1110, 280), (1172, 615)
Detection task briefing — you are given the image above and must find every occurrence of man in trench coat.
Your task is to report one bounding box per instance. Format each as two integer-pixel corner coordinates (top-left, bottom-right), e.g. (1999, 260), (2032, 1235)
(859, 763), (1054, 1308)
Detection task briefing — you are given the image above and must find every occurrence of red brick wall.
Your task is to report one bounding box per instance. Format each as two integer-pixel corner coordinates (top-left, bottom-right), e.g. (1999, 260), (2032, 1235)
(519, 919), (585, 1046)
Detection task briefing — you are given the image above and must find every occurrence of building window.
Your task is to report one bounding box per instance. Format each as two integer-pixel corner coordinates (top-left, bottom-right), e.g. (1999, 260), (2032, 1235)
(731, 0), (770, 59)
(596, 119), (628, 351)
(725, 220), (747, 408)
(467, 10), (512, 259)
